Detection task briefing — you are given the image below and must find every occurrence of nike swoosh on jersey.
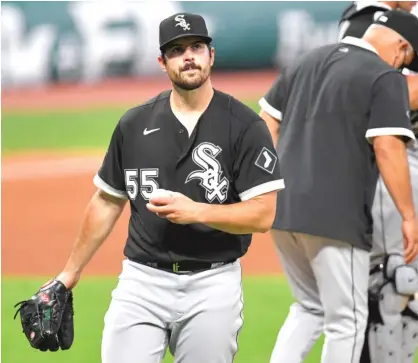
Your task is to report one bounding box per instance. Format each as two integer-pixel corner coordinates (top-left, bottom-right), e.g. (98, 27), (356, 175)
(143, 128), (160, 135)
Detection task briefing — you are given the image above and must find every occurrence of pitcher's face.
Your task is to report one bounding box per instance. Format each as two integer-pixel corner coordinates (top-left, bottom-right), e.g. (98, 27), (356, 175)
(158, 36), (215, 91)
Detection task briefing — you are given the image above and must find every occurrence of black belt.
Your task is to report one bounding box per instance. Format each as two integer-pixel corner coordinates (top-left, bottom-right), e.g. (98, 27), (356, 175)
(137, 259), (236, 274)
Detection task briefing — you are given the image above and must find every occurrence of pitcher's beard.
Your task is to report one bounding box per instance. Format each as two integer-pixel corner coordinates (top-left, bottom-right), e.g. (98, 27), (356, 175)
(171, 70), (210, 91)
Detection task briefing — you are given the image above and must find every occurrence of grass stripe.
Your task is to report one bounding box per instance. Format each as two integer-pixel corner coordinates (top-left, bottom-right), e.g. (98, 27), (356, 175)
(2, 102), (260, 153)
(2, 276), (327, 363)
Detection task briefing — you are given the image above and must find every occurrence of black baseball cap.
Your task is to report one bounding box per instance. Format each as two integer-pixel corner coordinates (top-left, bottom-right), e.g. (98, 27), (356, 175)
(159, 13), (212, 51)
(373, 9), (418, 71)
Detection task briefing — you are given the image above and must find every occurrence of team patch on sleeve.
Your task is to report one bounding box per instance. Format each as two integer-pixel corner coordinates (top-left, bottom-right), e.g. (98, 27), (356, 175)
(254, 147), (277, 174)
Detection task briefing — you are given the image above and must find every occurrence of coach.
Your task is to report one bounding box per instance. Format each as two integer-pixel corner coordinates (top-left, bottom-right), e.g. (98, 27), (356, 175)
(259, 10), (418, 363)
(338, 3), (418, 363)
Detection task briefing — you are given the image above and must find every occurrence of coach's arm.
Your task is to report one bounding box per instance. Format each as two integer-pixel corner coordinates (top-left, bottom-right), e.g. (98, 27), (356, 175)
(367, 72), (418, 263)
(259, 110), (281, 145)
(406, 74), (418, 110)
(372, 135), (418, 263)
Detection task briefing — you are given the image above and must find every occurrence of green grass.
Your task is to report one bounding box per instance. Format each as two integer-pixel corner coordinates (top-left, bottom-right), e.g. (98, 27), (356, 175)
(2, 276), (326, 363)
(1, 101), (260, 153)
(1, 109), (126, 153)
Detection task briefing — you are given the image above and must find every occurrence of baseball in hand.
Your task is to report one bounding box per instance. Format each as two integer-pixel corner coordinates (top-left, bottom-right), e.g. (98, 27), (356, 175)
(149, 189), (174, 206)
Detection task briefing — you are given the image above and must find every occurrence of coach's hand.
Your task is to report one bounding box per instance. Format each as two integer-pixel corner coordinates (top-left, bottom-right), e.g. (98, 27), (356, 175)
(402, 217), (418, 263)
(147, 189), (204, 225)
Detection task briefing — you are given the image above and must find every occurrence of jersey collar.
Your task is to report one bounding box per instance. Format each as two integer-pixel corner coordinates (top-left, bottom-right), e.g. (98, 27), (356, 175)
(340, 36), (379, 55)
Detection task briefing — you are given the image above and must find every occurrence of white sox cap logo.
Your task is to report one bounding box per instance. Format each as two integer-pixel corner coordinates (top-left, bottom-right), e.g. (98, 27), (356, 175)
(186, 142), (229, 203)
(174, 15), (191, 31)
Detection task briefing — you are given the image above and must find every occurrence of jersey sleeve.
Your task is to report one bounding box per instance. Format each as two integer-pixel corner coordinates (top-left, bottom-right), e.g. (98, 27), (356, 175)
(93, 122), (128, 199)
(233, 120), (285, 201)
(366, 72), (416, 146)
(258, 71), (287, 121)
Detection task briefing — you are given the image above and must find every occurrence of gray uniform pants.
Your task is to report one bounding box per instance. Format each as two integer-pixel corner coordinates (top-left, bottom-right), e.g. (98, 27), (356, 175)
(101, 259), (244, 363)
(269, 231), (370, 363)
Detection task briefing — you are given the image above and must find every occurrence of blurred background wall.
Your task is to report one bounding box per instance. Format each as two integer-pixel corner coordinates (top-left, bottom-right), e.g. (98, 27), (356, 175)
(1, 1), (350, 89)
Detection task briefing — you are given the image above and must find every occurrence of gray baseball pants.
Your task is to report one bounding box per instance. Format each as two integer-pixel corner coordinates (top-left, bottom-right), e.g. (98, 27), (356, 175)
(269, 231), (370, 363)
(101, 259), (244, 363)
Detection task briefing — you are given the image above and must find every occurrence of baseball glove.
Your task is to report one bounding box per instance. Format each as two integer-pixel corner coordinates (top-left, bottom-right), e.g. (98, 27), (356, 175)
(13, 279), (74, 351)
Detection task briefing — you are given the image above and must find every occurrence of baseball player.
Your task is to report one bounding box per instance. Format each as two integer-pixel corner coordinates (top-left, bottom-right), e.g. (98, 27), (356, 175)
(338, 3), (418, 363)
(32, 13), (285, 363)
(258, 10), (418, 363)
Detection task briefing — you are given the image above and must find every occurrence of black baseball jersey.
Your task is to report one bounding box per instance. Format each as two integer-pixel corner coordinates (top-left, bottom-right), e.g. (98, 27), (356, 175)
(259, 40), (415, 251)
(94, 89), (284, 264)
(338, 3), (418, 130)
(338, 1), (391, 40)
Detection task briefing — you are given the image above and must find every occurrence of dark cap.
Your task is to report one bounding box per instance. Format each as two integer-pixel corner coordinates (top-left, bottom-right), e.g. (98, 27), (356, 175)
(373, 9), (418, 71)
(159, 13), (212, 51)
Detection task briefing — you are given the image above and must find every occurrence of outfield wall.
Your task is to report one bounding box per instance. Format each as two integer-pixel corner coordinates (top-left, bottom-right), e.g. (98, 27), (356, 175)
(2, 1), (349, 88)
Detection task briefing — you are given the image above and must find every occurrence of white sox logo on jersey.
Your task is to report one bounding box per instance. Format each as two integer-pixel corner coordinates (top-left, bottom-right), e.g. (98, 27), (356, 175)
(186, 142), (229, 203)
(174, 15), (191, 31)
